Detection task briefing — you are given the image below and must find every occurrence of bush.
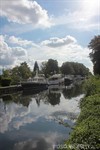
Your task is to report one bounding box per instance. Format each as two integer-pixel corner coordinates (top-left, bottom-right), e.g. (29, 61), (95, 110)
(66, 95), (100, 149)
(68, 117), (100, 149)
(62, 77), (100, 150)
(1, 78), (11, 86)
(84, 76), (100, 96)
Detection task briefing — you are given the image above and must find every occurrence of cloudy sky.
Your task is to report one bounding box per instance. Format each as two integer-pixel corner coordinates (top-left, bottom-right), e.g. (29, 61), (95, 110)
(0, 0), (100, 73)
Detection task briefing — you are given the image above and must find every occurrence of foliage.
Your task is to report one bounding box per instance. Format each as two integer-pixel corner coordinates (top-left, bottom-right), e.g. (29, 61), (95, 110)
(67, 94), (100, 150)
(11, 62), (32, 84)
(40, 61), (47, 76)
(10, 66), (21, 84)
(62, 76), (100, 150)
(1, 60), (91, 85)
(18, 62), (32, 79)
(1, 62), (32, 85)
(1, 78), (11, 86)
(79, 94), (100, 123)
(88, 35), (100, 75)
(41, 59), (59, 77)
(33, 61), (39, 75)
(60, 62), (90, 76)
(2, 69), (11, 78)
(83, 75), (100, 97)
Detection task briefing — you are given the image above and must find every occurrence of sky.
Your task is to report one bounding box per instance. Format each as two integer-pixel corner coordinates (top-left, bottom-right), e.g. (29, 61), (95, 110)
(0, 0), (100, 73)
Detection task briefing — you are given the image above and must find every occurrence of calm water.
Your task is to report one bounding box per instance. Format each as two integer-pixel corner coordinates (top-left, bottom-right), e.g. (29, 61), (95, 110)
(0, 83), (84, 150)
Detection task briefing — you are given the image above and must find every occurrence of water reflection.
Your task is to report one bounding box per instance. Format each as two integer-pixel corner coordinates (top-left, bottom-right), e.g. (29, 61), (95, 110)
(0, 83), (85, 150)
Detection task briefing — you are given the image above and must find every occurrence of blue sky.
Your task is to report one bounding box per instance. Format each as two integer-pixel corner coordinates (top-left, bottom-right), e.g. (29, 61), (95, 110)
(0, 0), (100, 73)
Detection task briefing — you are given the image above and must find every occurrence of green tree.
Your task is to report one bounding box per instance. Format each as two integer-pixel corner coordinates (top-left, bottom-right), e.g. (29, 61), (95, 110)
(41, 59), (59, 77)
(33, 61), (39, 75)
(60, 62), (90, 76)
(60, 62), (74, 75)
(11, 66), (21, 84)
(73, 62), (89, 76)
(40, 61), (47, 76)
(18, 62), (32, 79)
(33, 61), (39, 72)
(88, 35), (100, 75)
(11, 62), (32, 84)
(2, 69), (11, 78)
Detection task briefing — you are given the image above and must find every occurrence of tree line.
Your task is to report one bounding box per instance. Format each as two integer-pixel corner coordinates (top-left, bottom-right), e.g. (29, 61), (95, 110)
(0, 60), (90, 86)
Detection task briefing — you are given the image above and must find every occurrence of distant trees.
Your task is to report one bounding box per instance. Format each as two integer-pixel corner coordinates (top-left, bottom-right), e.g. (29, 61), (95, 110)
(11, 66), (21, 84)
(18, 62), (32, 79)
(1, 69), (11, 86)
(40, 61), (47, 76)
(10, 62), (32, 84)
(60, 62), (74, 75)
(88, 35), (100, 75)
(40, 60), (90, 77)
(60, 62), (90, 76)
(41, 59), (59, 77)
(0, 59), (90, 86)
(1, 78), (11, 86)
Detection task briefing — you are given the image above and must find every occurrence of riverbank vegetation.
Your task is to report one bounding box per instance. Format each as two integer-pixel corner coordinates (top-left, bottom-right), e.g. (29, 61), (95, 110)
(62, 76), (100, 150)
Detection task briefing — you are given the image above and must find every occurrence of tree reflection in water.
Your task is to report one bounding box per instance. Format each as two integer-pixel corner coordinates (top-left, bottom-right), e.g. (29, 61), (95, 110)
(62, 83), (84, 99)
(0, 82), (85, 150)
(47, 91), (61, 106)
(0, 82), (85, 107)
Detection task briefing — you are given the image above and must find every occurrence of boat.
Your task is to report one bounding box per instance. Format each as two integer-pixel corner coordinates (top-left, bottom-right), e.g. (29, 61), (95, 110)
(21, 73), (48, 91)
(48, 74), (64, 85)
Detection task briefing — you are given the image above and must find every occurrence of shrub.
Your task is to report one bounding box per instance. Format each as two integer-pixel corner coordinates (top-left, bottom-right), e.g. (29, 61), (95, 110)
(1, 78), (11, 86)
(62, 77), (100, 150)
(84, 76), (100, 96)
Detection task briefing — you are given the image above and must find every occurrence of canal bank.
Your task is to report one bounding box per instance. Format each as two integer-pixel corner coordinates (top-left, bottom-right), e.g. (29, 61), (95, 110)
(61, 76), (100, 150)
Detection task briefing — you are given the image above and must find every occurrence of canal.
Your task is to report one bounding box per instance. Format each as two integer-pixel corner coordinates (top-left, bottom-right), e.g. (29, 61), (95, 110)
(0, 83), (85, 150)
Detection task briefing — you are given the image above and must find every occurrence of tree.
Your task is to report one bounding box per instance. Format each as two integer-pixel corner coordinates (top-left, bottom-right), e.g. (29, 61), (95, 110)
(11, 66), (21, 84)
(11, 62), (32, 84)
(45, 59), (59, 77)
(40, 61), (47, 76)
(33, 61), (39, 75)
(60, 62), (90, 76)
(88, 35), (100, 75)
(2, 69), (11, 78)
(60, 62), (74, 75)
(18, 62), (32, 79)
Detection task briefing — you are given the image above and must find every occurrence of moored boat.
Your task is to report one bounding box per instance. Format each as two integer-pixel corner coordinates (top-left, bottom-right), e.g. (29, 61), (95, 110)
(21, 74), (48, 90)
(48, 74), (64, 85)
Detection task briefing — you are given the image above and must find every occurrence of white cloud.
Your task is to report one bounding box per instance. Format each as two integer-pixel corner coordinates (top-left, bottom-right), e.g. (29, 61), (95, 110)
(8, 36), (38, 47)
(53, 0), (99, 31)
(0, 35), (27, 68)
(0, 35), (15, 66)
(12, 47), (27, 57)
(41, 36), (77, 48)
(0, 0), (51, 28)
(0, 34), (93, 72)
(40, 36), (93, 71)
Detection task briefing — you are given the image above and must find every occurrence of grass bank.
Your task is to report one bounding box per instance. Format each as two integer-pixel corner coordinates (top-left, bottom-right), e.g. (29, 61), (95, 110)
(60, 76), (100, 150)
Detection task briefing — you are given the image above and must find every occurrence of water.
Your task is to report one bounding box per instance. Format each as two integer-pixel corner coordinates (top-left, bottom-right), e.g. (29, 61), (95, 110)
(0, 83), (85, 150)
